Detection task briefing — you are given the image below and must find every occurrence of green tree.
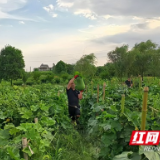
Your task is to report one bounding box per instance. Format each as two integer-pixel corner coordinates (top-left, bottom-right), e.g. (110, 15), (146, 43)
(95, 66), (104, 76)
(108, 45), (128, 81)
(148, 48), (160, 77)
(104, 62), (116, 78)
(0, 45), (25, 85)
(66, 64), (75, 74)
(74, 53), (97, 79)
(34, 68), (39, 71)
(54, 60), (66, 74)
(32, 71), (41, 82)
(22, 72), (30, 84)
(131, 40), (157, 80)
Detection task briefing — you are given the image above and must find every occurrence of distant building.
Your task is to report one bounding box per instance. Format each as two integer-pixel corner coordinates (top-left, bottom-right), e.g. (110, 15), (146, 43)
(34, 63), (54, 71)
(39, 64), (50, 71)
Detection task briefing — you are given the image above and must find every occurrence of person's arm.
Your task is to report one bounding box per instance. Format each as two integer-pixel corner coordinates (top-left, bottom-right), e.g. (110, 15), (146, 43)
(78, 91), (83, 99)
(67, 75), (78, 90)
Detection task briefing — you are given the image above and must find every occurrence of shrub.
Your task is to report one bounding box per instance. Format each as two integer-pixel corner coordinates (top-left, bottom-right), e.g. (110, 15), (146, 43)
(39, 75), (47, 83)
(54, 76), (60, 84)
(13, 79), (23, 86)
(61, 73), (69, 81)
(26, 77), (34, 85)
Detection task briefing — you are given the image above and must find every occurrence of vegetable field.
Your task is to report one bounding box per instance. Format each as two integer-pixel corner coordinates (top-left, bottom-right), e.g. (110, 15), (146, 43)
(1, 77), (160, 160)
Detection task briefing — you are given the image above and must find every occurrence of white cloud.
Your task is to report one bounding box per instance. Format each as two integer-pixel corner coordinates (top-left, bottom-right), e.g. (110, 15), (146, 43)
(0, 0), (7, 4)
(19, 21), (25, 24)
(52, 14), (57, 18)
(55, 0), (160, 21)
(0, 0), (39, 22)
(0, 0), (27, 12)
(43, 4), (54, 12)
(43, 4), (58, 18)
(74, 9), (97, 20)
(49, 4), (54, 10)
(88, 25), (94, 28)
(103, 15), (113, 19)
(57, 0), (73, 8)
(43, 7), (50, 12)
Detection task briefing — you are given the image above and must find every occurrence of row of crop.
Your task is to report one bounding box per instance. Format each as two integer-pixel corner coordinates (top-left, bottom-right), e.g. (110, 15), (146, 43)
(1, 79), (160, 160)
(79, 81), (160, 160)
(0, 84), (95, 160)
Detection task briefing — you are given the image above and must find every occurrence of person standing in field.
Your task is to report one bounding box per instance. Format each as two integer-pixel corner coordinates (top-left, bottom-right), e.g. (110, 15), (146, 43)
(125, 77), (133, 87)
(66, 74), (83, 124)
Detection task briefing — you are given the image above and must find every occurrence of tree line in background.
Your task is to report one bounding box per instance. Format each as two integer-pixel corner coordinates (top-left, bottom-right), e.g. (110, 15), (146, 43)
(0, 39), (160, 85)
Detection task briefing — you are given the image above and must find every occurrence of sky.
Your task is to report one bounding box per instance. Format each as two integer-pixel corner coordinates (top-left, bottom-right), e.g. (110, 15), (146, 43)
(1, 0), (160, 71)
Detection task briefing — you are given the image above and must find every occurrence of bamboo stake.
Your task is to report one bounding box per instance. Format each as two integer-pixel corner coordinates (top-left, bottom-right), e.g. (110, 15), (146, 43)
(121, 94), (125, 114)
(58, 91), (60, 96)
(102, 82), (106, 103)
(141, 87), (149, 130)
(139, 75), (142, 90)
(22, 138), (28, 160)
(34, 118), (38, 123)
(97, 84), (99, 103)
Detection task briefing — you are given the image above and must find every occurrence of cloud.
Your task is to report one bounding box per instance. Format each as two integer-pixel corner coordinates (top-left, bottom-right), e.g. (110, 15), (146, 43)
(43, 4), (54, 12)
(74, 9), (97, 20)
(56, 0), (74, 8)
(19, 21), (25, 24)
(43, 4), (58, 18)
(89, 25), (160, 50)
(131, 23), (149, 31)
(0, 0), (7, 4)
(55, 0), (160, 19)
(0, 0), (38, 22)
(52, 14), (57, 18)
(88, 25), (94, 28)
(0, 0), (27, 12)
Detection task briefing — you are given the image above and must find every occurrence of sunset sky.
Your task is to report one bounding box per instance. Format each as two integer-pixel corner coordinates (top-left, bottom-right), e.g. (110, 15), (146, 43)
(1, 0), (160, 71)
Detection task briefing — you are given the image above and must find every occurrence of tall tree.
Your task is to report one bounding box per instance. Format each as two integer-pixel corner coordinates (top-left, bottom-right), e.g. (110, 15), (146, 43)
(132, 40), (157, 80)
(74, 53), (96, 79)
(54, 60), (67, 74)
(108, 45), (128, 81)
(147, 47), (160, 77)
(66, 64), (75, 75)
(0, 45), (25, 85)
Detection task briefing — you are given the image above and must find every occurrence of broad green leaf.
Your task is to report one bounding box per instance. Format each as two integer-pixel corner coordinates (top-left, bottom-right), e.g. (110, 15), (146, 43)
(7, 147), (20, 160)
(144, 152), (160, 160)
(101, 133), (117, 147)
(40, 103), (50, 112)
(99, 123), (111, 131)
(9, 128), (20, 136)
(0, 111), (6, 120)
(41, 117), (56, 126)
(0, 130), (10, 139)
(18, 107), (33, 119)
(113, 151), (132, 160)
(4, 123), (15, 130)
(30, 105), (39, 111)
(111, 121), (123, 131)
